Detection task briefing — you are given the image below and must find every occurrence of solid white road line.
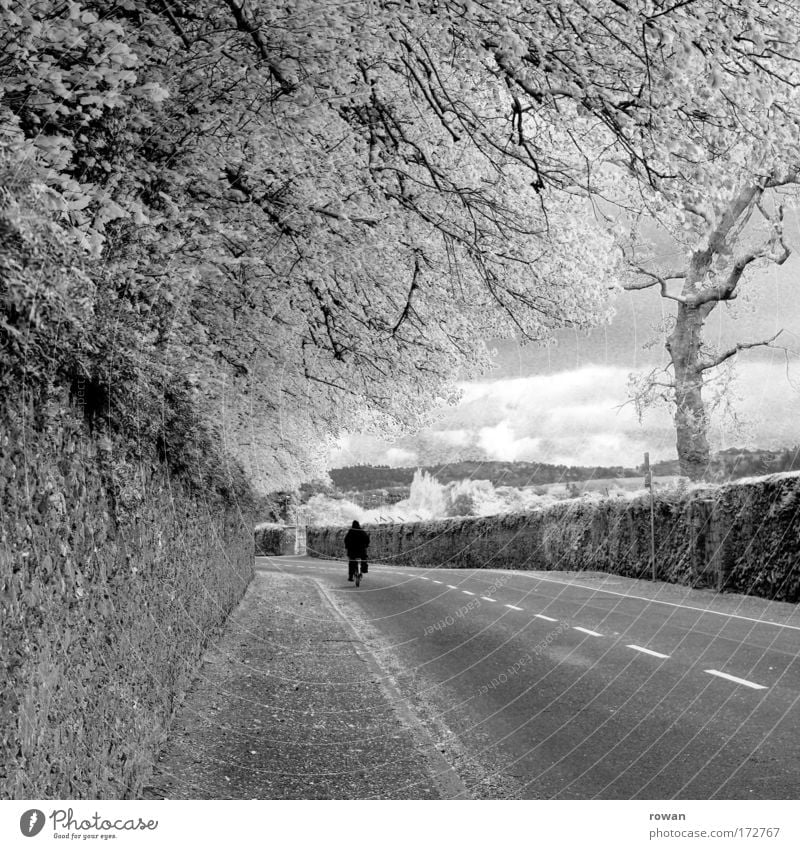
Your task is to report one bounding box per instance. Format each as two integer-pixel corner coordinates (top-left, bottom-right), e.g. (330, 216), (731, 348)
(462, 591), (475, 596)
(574, 627), (603, 637)
(627, 644), (670, 659)
(481, 597), (497, 602)
(535, 614), (558, 622)
(505, 604), (524, 611)
(524, 574), (800, 631)
(704, 669), (767, 690)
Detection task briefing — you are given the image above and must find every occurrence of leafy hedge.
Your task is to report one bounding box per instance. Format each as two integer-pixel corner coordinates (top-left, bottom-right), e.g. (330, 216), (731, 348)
(0, 393), (255, 798)
(307, 474), (800, 601)
(254, 524), (295, 556)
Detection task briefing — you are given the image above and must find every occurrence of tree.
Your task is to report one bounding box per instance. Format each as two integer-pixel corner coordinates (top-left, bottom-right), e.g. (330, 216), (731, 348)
(621, 182), (795, 480)
(605, 5), (800, 478)
(447, 0), (800, 478)
(2, 0), (623, 493)
(406, 469), (447, 518)
(15, 2), (796, 488)
(448, 491), (477, 517)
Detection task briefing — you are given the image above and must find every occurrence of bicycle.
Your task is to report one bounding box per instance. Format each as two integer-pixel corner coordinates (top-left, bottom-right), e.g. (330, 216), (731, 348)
(348, 559), (367, 587)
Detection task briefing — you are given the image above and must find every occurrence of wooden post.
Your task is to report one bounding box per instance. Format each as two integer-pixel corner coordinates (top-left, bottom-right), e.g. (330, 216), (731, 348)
(644, 453), (656, 581)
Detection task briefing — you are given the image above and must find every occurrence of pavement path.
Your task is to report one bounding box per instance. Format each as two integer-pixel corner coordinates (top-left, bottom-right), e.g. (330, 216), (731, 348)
(254, 555), (800, 800)
(144, 570), (464, 799)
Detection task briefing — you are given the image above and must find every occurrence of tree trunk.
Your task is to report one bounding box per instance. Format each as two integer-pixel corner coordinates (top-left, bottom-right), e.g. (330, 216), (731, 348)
(666, 300), (716, 480)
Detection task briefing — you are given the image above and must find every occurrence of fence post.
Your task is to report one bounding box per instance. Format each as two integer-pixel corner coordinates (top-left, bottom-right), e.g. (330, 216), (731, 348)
(644, 453), (656, 581)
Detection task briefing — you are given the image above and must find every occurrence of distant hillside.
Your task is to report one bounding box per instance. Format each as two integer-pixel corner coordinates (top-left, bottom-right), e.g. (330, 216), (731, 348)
(330, 446), (800, 491)
(652, 446), (800, 479)
(329, 460), (639, 490)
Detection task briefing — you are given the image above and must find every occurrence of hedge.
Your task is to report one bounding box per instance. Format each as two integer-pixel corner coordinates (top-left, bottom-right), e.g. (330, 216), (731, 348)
(1, 396), (254, 798)
(307, 473), (800, 601)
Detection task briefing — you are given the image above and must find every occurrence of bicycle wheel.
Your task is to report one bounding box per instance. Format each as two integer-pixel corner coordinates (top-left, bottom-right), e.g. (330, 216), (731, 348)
(355, 570), (361, 587)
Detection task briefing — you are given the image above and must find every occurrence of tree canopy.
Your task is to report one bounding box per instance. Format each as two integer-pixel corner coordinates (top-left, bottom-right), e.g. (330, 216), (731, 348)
(4, 1), (797, 489)
(2, 0), (618, 490)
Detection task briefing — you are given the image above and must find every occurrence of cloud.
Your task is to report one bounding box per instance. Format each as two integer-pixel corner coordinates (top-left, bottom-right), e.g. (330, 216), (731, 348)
(328, 360), (800, 470)
(450, 366), (675, 466)
(478, 422), (541, 462)
(385, 447), (417, 466)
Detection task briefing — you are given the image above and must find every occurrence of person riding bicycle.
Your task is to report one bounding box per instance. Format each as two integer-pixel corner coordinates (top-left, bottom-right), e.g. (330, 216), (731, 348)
(344, 520), (370, 582)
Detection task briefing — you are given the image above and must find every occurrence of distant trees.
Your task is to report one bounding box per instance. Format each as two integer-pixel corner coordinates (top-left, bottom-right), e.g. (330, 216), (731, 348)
(653, 447), (800, 480)
(328, 461), (638, 490)
(448, 492), (477, 518)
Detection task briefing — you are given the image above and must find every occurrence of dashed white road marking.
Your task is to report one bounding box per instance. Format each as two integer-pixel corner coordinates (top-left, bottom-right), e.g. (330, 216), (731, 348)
(535, 614), (558, 622)
(627, 644), (670, 659)
(574, 627), (603, 637)
(446, 585), (457, 589)
(419, 577), (430, 581)
(462, 590), (475, 596)
(704, 669), (767, 690)
(433, 580), (442, 584)
(505, 604), (524, 611)
(481, 597), (497, 602)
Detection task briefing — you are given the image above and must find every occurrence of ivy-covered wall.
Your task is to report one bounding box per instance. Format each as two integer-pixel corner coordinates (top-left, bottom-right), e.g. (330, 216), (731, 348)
(307, 473), (800, 601)
(0, 398), (254, 798)
(254, 523), (296, 556)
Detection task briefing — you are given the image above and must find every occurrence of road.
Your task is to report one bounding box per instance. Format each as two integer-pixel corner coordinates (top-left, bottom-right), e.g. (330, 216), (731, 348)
(256, 555), (800, 799)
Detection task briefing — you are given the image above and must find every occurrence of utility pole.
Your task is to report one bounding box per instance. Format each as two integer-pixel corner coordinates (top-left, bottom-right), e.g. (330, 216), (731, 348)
(644, 452), (656, 581)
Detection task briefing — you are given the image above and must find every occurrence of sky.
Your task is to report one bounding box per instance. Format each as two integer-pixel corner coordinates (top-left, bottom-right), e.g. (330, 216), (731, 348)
(329, 229), (800, 472)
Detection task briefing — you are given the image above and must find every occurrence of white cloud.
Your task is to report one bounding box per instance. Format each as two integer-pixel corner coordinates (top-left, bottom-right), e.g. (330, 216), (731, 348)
(385, 447), (418, 466)
(328, 360), (800, 470)
(478, 422), (541, 462)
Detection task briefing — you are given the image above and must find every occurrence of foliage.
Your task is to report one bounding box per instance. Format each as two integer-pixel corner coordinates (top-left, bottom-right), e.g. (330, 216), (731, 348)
(404, 469), (448, 519)
(302, 493), (363, 527)
(5, 0), (798, 489)
(653, 445), (800, 481)
(308, 471), (800, 602)
(542, 0), (800, 476)
(448, 490), (478, 518)
(329, 460), (639, 490)
(411, 0), (800, 478)
(0, 0), (629, 493)
(0, 396), (253, 798)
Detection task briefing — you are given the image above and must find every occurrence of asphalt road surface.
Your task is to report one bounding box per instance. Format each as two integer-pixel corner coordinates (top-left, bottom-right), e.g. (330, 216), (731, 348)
(256, 555), (800, 800)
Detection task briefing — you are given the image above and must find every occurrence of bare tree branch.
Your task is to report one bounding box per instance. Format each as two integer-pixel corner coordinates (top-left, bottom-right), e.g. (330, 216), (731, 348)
(699, 329), (785, 371)
(621, 271), (688, 302)
(682, 200), (713, 226)
(157, 0), (192, 49)
(619, 239), (688, 301)
(691, 201), (792, 306)
(223, 0), (294, 94)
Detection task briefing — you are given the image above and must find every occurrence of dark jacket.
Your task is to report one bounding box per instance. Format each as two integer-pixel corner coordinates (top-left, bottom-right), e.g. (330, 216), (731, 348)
(344, 527), (370, 559)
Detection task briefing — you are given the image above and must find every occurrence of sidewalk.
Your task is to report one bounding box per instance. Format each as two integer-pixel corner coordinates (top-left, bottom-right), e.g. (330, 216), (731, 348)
(143, 571), (462, 799)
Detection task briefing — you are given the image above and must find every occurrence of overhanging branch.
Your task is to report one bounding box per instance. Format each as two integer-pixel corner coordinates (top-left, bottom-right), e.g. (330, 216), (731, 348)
(699, 329), (785, 371)
(621, 263), (688, 302)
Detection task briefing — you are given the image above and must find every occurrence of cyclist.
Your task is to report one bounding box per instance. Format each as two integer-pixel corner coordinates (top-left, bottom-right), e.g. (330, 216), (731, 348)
(344, 520), (370, 582)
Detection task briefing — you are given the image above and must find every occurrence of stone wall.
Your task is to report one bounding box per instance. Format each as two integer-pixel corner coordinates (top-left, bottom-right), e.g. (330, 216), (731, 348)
(307, 473), (800, 601)
(0, 398), (255, 798)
